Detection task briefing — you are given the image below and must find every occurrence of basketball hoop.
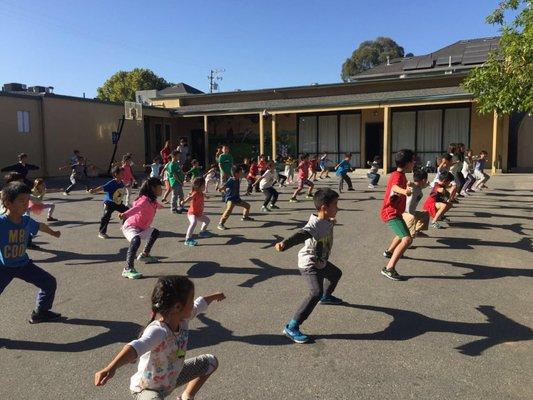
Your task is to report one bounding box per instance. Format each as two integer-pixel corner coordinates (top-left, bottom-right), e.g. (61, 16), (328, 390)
(125, 101), (143, 126)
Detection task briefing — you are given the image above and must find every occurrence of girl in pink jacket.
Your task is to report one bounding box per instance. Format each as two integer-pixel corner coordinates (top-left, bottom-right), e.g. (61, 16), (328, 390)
(118, 177), (164, 279)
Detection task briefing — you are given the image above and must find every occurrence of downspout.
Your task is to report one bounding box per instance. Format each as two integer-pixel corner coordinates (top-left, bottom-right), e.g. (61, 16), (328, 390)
(39, 95), (49, 177)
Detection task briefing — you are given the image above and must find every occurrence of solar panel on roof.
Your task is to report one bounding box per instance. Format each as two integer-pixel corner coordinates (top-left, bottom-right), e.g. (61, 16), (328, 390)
(436, 55), (463, 66)
(462, 54), (488, 65)
(403, 59), (419, 70)
(416, 58), (434, 69)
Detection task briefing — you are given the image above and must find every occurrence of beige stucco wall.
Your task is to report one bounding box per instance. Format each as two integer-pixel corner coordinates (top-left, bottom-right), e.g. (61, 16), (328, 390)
(0, 96), (45, 180)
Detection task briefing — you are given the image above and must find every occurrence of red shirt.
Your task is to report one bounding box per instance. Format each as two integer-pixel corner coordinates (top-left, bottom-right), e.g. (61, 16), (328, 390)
(297, 161), (309, 180)
(247, 163), (259, 178)
(258, 160), (267, 172)
(310, 159), (318, 172)
(160, 147), (171, 163)
(380, 170), (407, 222)
(188, 191), (204, 216)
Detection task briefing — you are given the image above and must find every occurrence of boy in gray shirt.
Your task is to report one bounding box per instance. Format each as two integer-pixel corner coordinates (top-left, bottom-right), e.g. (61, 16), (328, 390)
(275, 188), (342, 344)
(401, 170), (429, 238)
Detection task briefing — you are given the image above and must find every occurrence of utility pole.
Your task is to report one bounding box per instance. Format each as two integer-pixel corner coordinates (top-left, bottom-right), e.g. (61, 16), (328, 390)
(208, 69), (225, 93)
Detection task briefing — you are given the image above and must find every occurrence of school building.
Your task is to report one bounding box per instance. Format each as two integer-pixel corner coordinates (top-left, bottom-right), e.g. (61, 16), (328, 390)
(1, 36), (532, 179)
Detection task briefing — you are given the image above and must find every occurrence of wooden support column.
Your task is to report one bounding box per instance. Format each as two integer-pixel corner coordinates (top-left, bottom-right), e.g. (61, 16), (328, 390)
(259, 113), (265, 155)
(271, 114), (277, 159)
(382, 106), (391, 174)
(491, 110), (498, 175)
(203, 115), (209, 167)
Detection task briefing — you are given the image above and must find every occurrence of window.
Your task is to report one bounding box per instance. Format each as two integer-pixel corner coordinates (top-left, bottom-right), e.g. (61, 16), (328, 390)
(339, 114), (361, 166)
(17, 111), (30, 133)
(298, 116), (317, 154)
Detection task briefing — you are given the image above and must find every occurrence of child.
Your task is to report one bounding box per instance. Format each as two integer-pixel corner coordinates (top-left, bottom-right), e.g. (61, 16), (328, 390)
(0, 181), (62, 323)
(121, 154), (135, 206)
(289, 154), (314, 202)
(284, 156), (295, 184)
(275, 156), (287, 187)
(167, 150), (185, 214)
(460, 149), (476, 195)
(257, 154), (267, 175)
(472, 150), (490, 191)
(431, 153), (458, 201)
(95, 276), (225, 400)
(118, 178), (164, 279)
(367, 156), (381, 189)
(275, 188), (343, 344)
(60, 155), (89, 195)
(143, 156), (163, 179)
(89, 166), (128, 239)
(318, 153), (331, 179)
(254, 161), (280, 212)
(182, 178), (211, 246)
(402, 170), (429, 238)
(186, 159), (202, 183)
(423, 171), (454, 229)
(245, 159), (259, 195)
(335, 153), (354, 193)
(203, 164), (219, 194)
(217, 166), (253, 230)
(31, 178), (58, 222)
(309, 155), (318, 181)
(380, 149), (414, 281)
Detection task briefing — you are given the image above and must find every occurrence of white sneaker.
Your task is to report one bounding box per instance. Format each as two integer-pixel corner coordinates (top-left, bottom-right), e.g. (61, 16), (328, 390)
(368, 184), (375, 189)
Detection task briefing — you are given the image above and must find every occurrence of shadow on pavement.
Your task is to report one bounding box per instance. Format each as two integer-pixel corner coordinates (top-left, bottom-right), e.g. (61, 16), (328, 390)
(417, 237), (532, 252)
(0, 318), (141, 352)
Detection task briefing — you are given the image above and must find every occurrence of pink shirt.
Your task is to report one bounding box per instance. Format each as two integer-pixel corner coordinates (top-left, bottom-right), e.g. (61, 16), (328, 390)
(297, 161), (309, 180)
(122, 164), (134, 185)
(122, 195), (163, 230)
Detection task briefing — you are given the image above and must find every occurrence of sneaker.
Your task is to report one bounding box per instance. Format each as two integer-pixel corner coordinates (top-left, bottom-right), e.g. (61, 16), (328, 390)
(289, 197), (299, 203)
(440, 216), (451, 223)
(261, 206), (271, 212)
(98, 233), (109, 239)
(137, 254), (159, 263)
(269, 204), (280, 209)
(347, 188), (355, 191)
(431, 222), (443, 229)
(283, 325), (309, 344)
(383, 250), (392, 258)
(184, 239), (198, 246)
(62, 191), (69, 196)
(368, 184), (375, 189)
(122, 268), (142, 279)
(198, 230), (212, 238)
(460, 190), (469, 197)
(217, 223), (227, 230)
(47, 217), (58, 222)
(29, 310), (62, 324)
(306, 194), (314, 199)
(320, 295), (344, 305)
(241, 216), (254, 221)
(380, 267), (404, 281)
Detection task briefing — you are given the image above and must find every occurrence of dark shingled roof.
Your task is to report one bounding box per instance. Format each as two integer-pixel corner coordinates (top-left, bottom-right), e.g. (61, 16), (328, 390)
(173, 86), (470, 116)
(354, 37), (499, 80)
(158, 83), (204, 96)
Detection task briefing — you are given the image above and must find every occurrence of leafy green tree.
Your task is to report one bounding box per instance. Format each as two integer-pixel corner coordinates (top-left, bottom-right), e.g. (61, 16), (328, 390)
(341, 37), (406, 82)
(463, 0), (532, 114)
(97, 68), (172, 102)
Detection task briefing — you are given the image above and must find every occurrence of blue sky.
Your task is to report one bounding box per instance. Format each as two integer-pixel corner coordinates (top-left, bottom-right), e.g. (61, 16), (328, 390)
(0, 0), (511, 97)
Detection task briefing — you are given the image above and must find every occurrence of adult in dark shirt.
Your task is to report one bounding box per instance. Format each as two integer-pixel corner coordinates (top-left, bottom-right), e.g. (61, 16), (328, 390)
(1, 153), (39, 187)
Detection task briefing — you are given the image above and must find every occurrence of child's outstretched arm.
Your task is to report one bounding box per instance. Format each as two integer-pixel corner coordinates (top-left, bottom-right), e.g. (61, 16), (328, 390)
(275, 230), (313, 252)
(39, 223), (61, 238)
(89, 185), (104, 194)
(95, 345), (137, 386)
(203, 292), (226, 304)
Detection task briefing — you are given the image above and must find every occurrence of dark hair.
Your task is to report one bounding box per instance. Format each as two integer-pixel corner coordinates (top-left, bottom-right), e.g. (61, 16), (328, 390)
(192, 177), (205, 192)
(153, 155), (162, 163)
(33, 178), (45, 189)
(232, 165), (242, 176)
(373, 156), (381, 162)
(394, 149), (414, 167)
(18, 153), (28, 160)
(138, 177), (162, 202)
(440, 171), (455, 183)
(1, 181), (31, 205)
(191, 159), (199, 165)
(442, 153), (453, 162)
(344, 153), (352, 158)
(149, 276), (194, 323)
(413, 170), (428, 182)
(313, 188), (339, 210)
(4, 172), (24, 184)
(480, 150), (488, 155)
(122, 154), (132, 162)
(111, 166), (123, 176)
(448, 143), (457, 153)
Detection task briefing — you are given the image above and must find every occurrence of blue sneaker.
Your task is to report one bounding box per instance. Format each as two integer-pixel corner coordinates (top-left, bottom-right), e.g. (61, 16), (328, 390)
(198, 230), (212, 238)
(184, 239), (198, 246)
(320, 294), (343, 305)
(283, 325), (309, 344)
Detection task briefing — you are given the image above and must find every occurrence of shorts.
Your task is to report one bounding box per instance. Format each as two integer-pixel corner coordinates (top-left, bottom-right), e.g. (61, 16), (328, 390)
(297, 179), (313, 189)
(386, 217), (410, 238)
(122, 225), (154, 242)
(402, 211), (429, 237)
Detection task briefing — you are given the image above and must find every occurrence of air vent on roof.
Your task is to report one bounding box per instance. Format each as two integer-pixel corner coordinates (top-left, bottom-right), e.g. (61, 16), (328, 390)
(28, 86), (51, 94)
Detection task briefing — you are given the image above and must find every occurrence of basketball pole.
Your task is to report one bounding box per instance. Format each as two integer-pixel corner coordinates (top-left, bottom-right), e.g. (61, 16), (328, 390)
(107, 115), (126, 175)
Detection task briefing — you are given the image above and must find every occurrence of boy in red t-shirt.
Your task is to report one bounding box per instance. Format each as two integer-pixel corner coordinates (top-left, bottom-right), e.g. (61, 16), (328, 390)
(380, 149), (414, 281)
(290, 154), (314, 202)
(424, 171), (453, 229)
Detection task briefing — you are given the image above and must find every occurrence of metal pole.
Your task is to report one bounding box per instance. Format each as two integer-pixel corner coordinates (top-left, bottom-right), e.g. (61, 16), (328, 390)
(108, 115), (126, 175)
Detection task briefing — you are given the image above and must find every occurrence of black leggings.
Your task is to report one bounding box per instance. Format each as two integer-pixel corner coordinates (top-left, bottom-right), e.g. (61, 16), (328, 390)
(126, 228), (160, 270)
(99, 202), (129, 234)
(277, 174), (287, 185)
(339, 172), (353, 191)
(262, 187), (279, 207)
(293, 262), (342, 325)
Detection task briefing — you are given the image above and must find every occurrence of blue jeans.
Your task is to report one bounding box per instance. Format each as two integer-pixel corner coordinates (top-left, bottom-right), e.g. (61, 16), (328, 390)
(0, 262), (57, 312)
(367, 172), (380, 185)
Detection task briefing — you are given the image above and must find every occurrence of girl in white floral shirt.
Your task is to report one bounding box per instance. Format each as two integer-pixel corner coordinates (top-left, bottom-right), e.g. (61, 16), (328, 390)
(95, 276), (225, 400)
